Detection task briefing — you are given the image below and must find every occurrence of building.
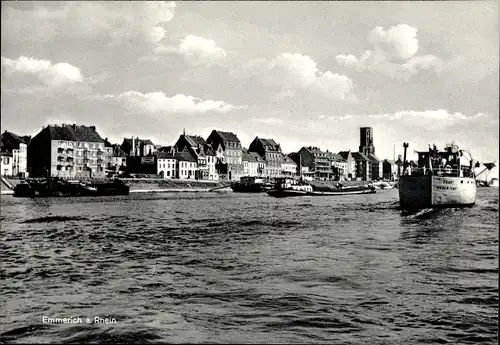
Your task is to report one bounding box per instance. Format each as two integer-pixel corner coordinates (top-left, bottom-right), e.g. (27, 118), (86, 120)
(359, 127), (375, 156)
(1, 151), (13, 176)
(249, 152), (266, 177)
(27, 124), (106, 178)
(175, 134), (218, 180)
(0, 131), (29, 177)
(105, 144), (127, 175)
(120, 136), (156, 157)
(157, 151), (177, 179)
(338, 150), (356, 180)
(383, 159), (398, 181)
(358, 127), (381, 180)
(351, 152), (371, 181)
(206, 130), (244, 181)
(242, 149), (259, 177)
(248, 137), (283, 178)
(367, 153), (383, 180)
(281, 154), (297, 176)
(176, 151), (198, 179)
(297, 146), (336, 180)
(330, 153), (348, 180)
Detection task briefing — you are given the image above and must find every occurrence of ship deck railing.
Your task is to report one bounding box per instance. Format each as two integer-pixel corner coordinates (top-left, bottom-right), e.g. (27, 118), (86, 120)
(408, 167), (474, 178)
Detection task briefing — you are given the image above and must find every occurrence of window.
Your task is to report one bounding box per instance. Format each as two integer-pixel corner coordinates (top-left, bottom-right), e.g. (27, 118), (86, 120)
(3, 157), (9, 164)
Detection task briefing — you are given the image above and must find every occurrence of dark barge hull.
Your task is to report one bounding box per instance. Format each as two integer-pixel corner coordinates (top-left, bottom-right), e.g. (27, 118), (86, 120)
(13, 179), (130, 198)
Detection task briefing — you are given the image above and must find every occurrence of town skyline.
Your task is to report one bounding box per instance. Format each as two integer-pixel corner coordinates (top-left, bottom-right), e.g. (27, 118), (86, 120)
(2, 2), (498, 167)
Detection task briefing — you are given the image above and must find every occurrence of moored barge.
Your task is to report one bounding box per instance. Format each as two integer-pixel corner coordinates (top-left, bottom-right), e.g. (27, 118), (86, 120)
(13, 178), (130, 198)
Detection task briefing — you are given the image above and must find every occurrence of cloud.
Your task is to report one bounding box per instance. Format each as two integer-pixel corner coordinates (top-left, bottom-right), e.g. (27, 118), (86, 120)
(267, 53), (355, 100)
(329, 109), (486, 127)
(2, 1), (176, 44)
(1, 56), (84, 86)
(368, 24), (419, 60)
(336, 24), (444, 79)
(91, 91), (246, 114)
(253, 117), (284, 125)
(154, 35), (227, 66)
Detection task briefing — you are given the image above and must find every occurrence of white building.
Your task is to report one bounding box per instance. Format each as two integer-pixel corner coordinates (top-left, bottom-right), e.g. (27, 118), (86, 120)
(1, 131), (29, 177)
(0, 152), (13, 176)
(281, 154), (297, 176)
(242, 151), (258, 176)
(157, 152), (177, 178)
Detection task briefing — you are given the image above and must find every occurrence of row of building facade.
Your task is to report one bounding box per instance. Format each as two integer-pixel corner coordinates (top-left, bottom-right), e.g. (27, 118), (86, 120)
(0, 124), (402, 181)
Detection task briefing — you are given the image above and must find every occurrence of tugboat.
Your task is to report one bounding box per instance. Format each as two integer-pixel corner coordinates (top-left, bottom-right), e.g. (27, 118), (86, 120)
(399, 142), (481, 210)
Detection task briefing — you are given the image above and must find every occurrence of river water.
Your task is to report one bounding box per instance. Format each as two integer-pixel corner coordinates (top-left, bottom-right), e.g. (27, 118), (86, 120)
(1, 188), (498, 344)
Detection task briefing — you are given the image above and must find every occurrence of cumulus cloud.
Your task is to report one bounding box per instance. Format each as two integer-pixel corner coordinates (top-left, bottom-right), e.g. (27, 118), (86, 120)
(91, 91), (246, 114)
(268, 53), (355, 100)
(2, 1), (176, 44)
(1, 56), (84, 86)
(154, 35), (227, 66)
(336, 24), (444, 79)
(368, 24), (419, 60)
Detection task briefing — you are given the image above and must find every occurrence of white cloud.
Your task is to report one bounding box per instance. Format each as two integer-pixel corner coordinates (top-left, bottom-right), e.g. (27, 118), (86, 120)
(336, 24), (444, 79)
(333, 109), (486, 127)
(253, 117), (284, 125)
(2, 1), (176, 44)
(154, 35), (227, 66)
(1, 56), (84, 86)
(269, 53), (355, 100)
(92, 91), (246, 114)
(368, 24), (419, 61)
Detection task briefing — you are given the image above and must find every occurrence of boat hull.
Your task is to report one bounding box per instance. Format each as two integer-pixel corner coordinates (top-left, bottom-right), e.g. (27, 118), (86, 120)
(266, 189), (310, 198)
(306, 188), (376, 196)
(399, 175), (476, 210)
(230, 182), (271, 193)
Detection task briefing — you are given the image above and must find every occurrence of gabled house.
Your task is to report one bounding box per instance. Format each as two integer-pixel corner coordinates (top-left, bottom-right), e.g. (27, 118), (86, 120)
(351, 152), (371, 181)
(242, 149), (258, 177)
(27, 124), (105, 178)
(338, 150), (356, 180)
(1, 131), (29, 177)
(175, 134), (217, 180)
(206, 130), (243, 181)
(248, 137), (283, 178)
(157, 150), (178, 179)
(121, 136), (156, 157)
(281, 154), (297, 176)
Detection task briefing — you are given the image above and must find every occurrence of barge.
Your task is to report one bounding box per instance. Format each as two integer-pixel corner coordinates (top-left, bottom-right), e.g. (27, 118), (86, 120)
(13, 178), (130, 197)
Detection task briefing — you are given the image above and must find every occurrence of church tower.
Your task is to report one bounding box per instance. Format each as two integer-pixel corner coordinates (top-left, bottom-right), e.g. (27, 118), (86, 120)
(359, 127), (375, 156)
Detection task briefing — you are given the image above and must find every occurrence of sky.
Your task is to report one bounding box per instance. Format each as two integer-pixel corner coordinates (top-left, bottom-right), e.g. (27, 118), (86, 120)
(1, 1), (499, 173)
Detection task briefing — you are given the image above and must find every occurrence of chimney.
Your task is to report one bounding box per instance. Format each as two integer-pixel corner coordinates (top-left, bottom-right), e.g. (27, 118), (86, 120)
(72, 124), (77, 130)
(132, 136), (136, 157)
(89, 126), (96, 131)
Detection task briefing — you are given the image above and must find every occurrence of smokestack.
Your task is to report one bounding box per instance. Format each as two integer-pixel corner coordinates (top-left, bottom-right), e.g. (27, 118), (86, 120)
(132, 136), (135, 157)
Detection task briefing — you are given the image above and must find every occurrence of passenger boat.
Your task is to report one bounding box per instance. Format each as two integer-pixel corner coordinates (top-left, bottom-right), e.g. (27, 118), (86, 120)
(230, 176), (273, 193)
(398, 142), (484, 210)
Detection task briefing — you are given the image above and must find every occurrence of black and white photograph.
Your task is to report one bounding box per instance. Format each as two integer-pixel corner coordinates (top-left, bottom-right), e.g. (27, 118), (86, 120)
(1, 1), (498, 344)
